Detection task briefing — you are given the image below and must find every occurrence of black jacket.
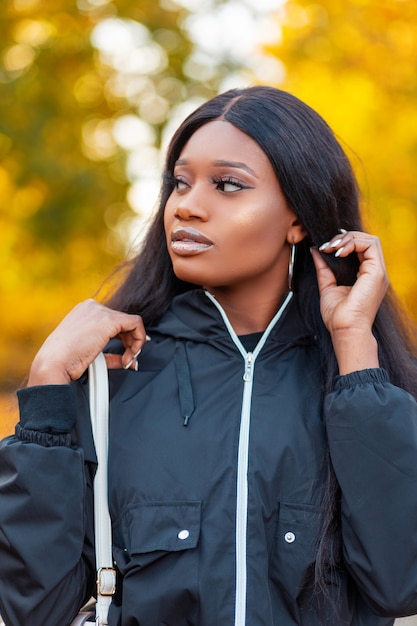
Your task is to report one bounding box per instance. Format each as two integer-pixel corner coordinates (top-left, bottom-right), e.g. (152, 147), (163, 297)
(1, 289), (417, 625)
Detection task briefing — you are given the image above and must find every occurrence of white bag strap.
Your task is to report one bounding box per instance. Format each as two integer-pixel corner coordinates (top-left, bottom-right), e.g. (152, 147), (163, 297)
(70, 613), (96, 625)
(88, 352), (115, 625)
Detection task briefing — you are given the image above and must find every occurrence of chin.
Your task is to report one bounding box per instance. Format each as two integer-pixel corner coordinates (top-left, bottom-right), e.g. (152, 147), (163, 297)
(172, 268), (202, 286)
(171, 263), (206, 287)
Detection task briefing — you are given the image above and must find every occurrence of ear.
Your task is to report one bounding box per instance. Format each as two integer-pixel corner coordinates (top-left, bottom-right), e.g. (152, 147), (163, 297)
(287, 217), (307, 245)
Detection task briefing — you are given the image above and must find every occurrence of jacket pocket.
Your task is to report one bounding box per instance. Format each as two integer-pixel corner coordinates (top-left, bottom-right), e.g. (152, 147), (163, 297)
(112, 501), (201, 625)
(113, 500), (201, 570)
(270, 502), (322, 605)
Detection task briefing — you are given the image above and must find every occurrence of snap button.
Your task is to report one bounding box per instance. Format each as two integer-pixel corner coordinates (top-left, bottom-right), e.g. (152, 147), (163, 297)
(284, 531), (296, 543)
(178, 529), (190, 540)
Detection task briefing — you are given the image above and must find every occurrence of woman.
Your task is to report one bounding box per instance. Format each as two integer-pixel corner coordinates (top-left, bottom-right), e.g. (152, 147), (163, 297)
(1, 86), (417, 626)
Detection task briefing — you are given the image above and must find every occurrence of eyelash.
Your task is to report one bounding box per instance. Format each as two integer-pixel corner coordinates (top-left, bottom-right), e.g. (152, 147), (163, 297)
(164, 172), (251, 194)
(210, 176), (250, 192)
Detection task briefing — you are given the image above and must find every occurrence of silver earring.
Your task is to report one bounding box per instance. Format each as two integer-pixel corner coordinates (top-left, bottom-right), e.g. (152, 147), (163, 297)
(288, 242), (296, 291)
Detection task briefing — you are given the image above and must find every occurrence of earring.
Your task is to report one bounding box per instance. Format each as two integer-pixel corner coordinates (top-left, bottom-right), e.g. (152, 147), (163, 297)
(288, 242), (296, 292)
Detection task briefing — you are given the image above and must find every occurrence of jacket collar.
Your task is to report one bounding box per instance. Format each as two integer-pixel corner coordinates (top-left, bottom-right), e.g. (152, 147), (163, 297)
(151, 289), (316, 351)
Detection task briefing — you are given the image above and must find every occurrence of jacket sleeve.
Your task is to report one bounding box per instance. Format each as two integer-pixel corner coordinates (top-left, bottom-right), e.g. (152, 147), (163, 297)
(325, 368), (417, 617)
(0, 384), (96, 626)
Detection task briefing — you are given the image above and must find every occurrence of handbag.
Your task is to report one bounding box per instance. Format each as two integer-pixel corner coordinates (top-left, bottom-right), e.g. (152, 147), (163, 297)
(70, 352), (115, 625)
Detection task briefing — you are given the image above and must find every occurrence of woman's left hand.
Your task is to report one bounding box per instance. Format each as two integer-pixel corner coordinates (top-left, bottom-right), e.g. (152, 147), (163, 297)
(310, 231), (389, 374)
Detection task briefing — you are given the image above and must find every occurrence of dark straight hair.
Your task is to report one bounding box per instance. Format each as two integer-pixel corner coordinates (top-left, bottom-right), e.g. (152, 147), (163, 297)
(108, 85), (417, 600)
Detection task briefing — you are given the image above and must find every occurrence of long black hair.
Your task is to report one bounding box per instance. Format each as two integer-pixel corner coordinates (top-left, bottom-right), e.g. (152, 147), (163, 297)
(108, 85), (417, 597)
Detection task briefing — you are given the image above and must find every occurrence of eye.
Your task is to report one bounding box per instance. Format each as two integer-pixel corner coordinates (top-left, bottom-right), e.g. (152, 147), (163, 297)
(211, 176), (253, 193)
(163, 171), (190, 192)
(169, 175), (189, 192)
(175, 177), (189, 191)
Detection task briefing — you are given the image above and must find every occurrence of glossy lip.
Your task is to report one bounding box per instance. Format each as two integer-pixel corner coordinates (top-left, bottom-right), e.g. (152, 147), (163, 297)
(170, 227), (214, 255)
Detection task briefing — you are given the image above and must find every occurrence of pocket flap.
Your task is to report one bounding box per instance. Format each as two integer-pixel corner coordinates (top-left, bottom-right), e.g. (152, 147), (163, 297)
(121, 501), (201, 554)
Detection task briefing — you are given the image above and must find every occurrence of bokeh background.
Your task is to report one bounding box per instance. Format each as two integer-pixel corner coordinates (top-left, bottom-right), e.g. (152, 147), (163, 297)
(2, 0), (417, 440)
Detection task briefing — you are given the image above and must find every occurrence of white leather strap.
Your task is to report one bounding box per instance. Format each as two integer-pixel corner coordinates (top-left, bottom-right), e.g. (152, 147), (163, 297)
(70, 613), (95, 625)
(88, 353), (115, 625)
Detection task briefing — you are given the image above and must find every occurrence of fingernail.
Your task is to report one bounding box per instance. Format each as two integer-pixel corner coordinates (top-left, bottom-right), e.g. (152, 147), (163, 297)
(331, 238), (343, 248)
(133, 348), (142, 358)
(335, 247), (344, 257)
(123, 357), (135, 370)
(146, 334), (151, 342)
(134, 360), (139, 372)
(339, 228), (347, 234)
(319, 241), (330, 251)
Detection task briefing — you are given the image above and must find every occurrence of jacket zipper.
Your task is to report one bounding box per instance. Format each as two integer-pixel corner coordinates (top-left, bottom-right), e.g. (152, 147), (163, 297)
(235, 351), (254, 626)
(205, 290), (293, 626)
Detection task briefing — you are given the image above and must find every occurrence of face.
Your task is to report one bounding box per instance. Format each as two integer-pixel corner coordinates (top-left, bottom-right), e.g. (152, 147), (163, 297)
(164, 120), (301, 300)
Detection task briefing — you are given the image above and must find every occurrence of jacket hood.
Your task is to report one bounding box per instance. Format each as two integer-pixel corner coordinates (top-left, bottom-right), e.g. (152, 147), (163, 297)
(150, 288), (316, 352)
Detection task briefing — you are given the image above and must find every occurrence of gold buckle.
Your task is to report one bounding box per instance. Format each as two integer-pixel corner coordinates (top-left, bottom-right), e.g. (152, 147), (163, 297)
(97, 567), (116, 596)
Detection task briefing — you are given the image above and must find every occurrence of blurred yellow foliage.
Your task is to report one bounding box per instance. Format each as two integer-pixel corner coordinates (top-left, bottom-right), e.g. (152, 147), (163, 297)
(0, 394), (18, 440)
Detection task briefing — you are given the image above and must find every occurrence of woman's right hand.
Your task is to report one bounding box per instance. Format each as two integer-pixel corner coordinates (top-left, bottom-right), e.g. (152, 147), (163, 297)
(28, 299), (148, 386)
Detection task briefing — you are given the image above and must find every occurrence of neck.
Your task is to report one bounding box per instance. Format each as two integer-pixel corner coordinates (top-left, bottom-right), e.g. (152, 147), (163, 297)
(205, 286), (290, 335)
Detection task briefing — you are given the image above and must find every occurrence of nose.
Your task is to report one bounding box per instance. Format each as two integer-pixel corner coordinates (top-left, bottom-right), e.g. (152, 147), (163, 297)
(173, 187), (209, 221)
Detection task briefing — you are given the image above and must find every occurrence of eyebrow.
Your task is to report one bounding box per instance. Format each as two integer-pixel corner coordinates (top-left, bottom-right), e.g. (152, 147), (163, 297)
(175, 158), (258, 178)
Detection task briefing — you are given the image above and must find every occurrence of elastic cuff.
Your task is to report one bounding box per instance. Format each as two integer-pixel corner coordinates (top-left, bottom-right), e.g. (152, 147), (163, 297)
(334, 368), (389, 391)
(17, 384), (77, 433)
(15, 423), (72, 447)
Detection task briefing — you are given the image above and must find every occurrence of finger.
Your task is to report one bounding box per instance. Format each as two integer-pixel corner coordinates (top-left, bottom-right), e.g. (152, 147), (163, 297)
(104, 330), (152, 371)
(332, 237), (386, 278)
(104, 353), (124, 370)
(122, 355), (139, 371)
(105, 352), (140, 371)
(118, 329), (151, 369)
(310, 247), (337, 293)
(318, 231), (385, 265)
(91, 304), (150, 371)
(318, 232), (353, 254)
(317, 233), (389, 312)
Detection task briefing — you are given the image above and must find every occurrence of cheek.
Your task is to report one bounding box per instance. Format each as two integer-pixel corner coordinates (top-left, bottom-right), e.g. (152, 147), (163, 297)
(230, 204), (285, 246)
(229, 209), (291, 270)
